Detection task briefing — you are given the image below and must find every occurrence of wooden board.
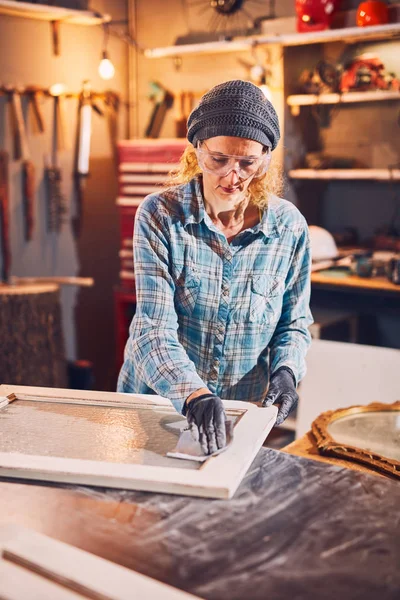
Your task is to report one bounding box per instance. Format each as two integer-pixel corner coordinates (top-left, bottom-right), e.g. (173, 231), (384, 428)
(0, 524), (200, 599)
(0, 385), (277, 499)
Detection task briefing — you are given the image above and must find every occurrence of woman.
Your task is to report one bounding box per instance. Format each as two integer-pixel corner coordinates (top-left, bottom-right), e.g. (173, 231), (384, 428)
(118, 80), (313, 455)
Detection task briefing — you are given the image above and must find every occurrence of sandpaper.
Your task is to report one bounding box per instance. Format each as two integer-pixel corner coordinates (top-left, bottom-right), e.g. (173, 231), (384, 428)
(167, 420), (234, 463)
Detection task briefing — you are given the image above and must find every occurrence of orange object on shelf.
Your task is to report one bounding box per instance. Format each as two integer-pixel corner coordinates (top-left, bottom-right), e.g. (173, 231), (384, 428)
(357, 1), (389, 27)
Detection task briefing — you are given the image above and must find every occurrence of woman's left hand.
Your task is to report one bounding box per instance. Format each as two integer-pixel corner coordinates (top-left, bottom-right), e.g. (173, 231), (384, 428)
(262, 367), (299, 426)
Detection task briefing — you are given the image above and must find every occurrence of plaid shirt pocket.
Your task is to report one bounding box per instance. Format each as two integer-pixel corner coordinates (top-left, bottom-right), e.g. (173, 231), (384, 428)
(174, 268), (201, 316)
(250, 275), (285, 325)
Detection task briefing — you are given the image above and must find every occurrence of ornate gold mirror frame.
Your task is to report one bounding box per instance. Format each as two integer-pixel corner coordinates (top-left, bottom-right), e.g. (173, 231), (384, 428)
(312, 401), (400, 480)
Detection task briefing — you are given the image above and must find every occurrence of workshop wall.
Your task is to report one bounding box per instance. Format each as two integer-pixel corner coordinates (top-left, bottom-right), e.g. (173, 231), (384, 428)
(0, 0), (128, 391)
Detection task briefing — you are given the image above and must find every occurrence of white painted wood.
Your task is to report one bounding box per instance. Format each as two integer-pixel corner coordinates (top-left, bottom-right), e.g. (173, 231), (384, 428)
(116, 196), (142, 207)
(120, 173), (168, 184)
(0, 386), (277, 499)
(119, 162), (178, 173)
(0, 0), (110, 24)
(0, 384), (173, 406)
(0, 524), (201, 599)
(287, 91), (400, 108)
(119, 270), (135, 279)
(296, 340), (400, 439)
(119, 249), (133, 258)
(144, 39), (252, 58)
(275, 23), (400, 46)
(120, 185), (161, 195)
(0, 561), (84, 600)
(289, 169), (400, 181)
(143, 23), (400, 58)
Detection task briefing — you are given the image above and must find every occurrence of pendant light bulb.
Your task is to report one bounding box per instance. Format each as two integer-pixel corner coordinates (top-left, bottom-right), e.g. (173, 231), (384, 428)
(98, 51), (115, 80)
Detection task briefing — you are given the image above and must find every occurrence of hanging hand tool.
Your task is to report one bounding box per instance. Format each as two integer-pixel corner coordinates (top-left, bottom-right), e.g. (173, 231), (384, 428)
(9, 88), (29, 161)
(73, 80), (93, 238)
(104, 91), (120, 164)
(0, 151), (11, 283)
(145, 82), (174, 138)
(22, 161), (35, 241)
(55, 91), (70, 152)
(25, 86), (45, 134)
(45, 90), (68, 233)
(174, 90), (185, 138)
(10, 89), (36, 241)
(175, 90), (194, 137)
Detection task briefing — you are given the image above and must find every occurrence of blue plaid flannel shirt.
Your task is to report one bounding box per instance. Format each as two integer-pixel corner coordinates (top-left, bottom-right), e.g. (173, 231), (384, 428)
(117, 176), (313, 413)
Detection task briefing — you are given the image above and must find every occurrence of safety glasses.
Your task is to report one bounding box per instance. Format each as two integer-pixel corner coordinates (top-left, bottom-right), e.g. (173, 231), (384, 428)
(196, 145), (271, 179)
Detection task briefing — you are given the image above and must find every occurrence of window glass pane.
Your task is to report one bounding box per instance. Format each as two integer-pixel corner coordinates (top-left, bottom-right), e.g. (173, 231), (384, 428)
(0, 400), (242, 470)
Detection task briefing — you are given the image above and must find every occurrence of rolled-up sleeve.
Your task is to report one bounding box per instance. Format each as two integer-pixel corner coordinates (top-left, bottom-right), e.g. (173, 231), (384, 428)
(121, 201), (205, 413)
(268, 221), (313, 385)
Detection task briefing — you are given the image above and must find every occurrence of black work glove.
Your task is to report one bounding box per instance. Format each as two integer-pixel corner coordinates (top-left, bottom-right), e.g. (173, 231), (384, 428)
(183, 393), (227, 455)
(262, 367), (298, 426)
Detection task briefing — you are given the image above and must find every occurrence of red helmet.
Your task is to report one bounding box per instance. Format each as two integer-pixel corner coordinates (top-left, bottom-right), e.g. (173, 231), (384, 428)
(295, 0), (342, 32)
(357, 1), (389, 27)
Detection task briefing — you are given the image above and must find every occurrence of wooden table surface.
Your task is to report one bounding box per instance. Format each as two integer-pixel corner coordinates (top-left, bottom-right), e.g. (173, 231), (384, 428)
(0, 448), (399, 600)
(311, 271), (400, 295)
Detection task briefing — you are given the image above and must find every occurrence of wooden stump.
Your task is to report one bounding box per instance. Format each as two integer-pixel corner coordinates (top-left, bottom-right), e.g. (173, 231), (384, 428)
(0, 283), (67, 387)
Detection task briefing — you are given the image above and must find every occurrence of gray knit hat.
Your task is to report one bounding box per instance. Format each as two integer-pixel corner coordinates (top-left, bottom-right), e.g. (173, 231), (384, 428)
(187, 80), (280, 151)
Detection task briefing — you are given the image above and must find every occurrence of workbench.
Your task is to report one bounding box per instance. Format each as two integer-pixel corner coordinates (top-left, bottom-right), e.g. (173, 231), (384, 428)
(311, 271), (400, 296)
(311, 271), (400, 348)
(0, 448), (398, 600)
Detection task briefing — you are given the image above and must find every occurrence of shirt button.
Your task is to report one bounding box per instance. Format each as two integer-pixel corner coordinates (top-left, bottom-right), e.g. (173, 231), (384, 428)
(222, 285), (229, 296)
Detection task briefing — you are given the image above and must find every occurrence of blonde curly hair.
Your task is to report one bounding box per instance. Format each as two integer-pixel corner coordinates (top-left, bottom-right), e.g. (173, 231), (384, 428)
(164, 143), (283, 209)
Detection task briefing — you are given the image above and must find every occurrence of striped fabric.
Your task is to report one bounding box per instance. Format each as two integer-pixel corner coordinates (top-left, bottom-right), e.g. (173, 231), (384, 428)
(117, 176), (313, 414)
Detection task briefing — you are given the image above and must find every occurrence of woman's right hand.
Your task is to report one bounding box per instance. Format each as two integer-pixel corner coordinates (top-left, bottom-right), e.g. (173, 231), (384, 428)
(184, 393), (227, 455)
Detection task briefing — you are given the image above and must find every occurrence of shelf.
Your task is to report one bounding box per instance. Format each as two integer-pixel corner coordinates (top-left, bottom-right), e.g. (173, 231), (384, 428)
(0, 0), (110, 25)
(288, 169), (400, 181)
(144, 22), (400, 59)
(287, 90), (400, 113)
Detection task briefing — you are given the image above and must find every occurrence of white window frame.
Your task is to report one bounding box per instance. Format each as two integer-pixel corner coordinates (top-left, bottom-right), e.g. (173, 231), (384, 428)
(0, 384), (277, 499)
(0, 524), (200, 599)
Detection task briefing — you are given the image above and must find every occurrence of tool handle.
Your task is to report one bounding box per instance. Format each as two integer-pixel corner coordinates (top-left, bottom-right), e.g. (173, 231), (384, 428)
(56, 95), (70, 152)
(11, 91), (30, 161)
(29, 91), (45, 133)
(22, 160), (35, 241)
(0, 151), (11, 282)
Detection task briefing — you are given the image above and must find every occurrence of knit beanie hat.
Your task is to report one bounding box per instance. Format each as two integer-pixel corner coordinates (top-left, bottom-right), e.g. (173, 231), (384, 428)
(187, 80), (280, 151)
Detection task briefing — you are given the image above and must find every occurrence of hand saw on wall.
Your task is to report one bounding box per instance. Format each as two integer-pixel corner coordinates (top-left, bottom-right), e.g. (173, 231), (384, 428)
(73, 80), (93, 238)
(9, 88), (36, 242)
(45, 86), (69, 234)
